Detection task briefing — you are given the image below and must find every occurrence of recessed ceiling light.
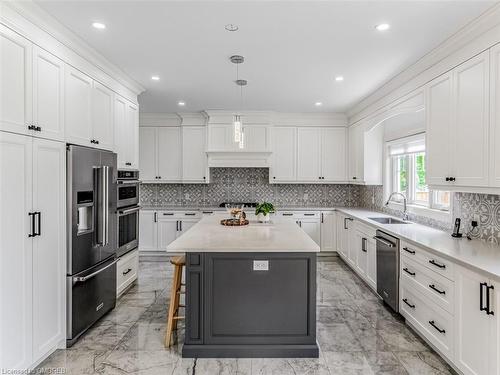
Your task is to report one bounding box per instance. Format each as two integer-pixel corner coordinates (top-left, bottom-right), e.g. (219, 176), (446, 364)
(315, 102), (323, 107)
(335, 76), (344, 82)
(151, 76), (160, 81)
(375, 23), (390, 31)
(225, 24), (239, 32)
(178, 101), (186, 106)
(92, 22), (106, 30)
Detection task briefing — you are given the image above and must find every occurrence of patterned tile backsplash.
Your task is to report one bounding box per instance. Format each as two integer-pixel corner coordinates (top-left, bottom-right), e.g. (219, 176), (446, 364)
(140, 168), (500, 243)
(140, 168), (360, 208)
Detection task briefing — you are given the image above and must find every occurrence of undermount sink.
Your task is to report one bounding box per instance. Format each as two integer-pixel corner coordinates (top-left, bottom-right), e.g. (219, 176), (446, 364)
(368, 217), (412, 225)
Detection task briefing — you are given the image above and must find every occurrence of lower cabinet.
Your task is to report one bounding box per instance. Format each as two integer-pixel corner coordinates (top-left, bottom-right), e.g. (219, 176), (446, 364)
(336, 212), (352, 260)
(139, 210), (201, 253)
(277, 211), (321, 247)
(320, 211), (336, 252)
(353, 224), (377, 290)
(117, 249), (139, 297)
(455, 264), (499, 375)
(0, 132), (65, 370)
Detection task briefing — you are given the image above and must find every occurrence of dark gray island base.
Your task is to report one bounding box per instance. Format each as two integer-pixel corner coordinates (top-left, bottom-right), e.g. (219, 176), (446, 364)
(182, 252), (318, 358)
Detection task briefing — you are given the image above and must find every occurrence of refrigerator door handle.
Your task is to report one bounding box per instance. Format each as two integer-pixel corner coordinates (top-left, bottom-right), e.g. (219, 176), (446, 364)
(104, 166), (109, 246)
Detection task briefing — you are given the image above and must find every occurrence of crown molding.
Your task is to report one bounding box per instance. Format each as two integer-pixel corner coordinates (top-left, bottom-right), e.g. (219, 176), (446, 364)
(1, 1), (145, 98)
(347, 3), (500, 125)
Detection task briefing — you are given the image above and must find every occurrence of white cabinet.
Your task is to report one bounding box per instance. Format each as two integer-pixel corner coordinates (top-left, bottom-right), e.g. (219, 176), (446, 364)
(426, 51), (490, 188)
(157, 215), (178, 251)
(207, 124), (269, 152)
(182, 126), (207, 183)
(270, 127), (296, 182)
(115, 96), (139, 169)
(32, 46), (65, 142)
(297, 128), (321, 182)
(320, 211), (336, 252)
(0, 25), (32, 136)
(490, 44), (500, 187)
(353, 224), (377, 290)
(117, 249), (139, 297)
(138, 210), (157, 251)
(300, 219), (321, 246)
(276, 211), (321, 246)
(0, 132), (65, 370)
(65, 66), (92, 146)
(139, 127), (157, 181)
(336, 212), (353, 261)
(455, 264), (498, 375)
(321, 128), (346, 182)
(348, 122), (383, 184)
(91, 81), (114, 150)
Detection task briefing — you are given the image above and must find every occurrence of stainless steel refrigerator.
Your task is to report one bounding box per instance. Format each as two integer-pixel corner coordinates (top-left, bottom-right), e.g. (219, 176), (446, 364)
(66, 145), (117, 346)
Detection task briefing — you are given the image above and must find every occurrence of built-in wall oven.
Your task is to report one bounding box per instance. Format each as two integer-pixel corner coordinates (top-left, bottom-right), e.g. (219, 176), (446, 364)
(117, 170), (140, 257)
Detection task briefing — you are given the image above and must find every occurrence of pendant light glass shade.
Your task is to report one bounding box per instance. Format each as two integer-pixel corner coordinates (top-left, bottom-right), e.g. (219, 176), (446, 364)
(238, 129), (245, 149)
(233, 114), (242, 143)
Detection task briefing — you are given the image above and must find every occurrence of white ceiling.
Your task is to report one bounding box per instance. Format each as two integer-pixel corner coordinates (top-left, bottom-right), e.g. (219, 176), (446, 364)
(36, 1), (495, 113)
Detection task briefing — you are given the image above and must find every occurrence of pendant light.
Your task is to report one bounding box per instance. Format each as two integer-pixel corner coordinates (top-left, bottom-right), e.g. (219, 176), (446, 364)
(230, 55), (247, 149)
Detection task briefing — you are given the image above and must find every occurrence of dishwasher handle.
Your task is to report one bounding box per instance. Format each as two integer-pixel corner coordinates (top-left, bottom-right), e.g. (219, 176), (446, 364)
(373, 236), (396, 248)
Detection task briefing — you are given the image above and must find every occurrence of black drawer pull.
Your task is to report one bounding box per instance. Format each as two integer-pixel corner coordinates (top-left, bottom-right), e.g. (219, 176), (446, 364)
(163, 213), (174, 216)
(480, 282), (488, 312)
(304, 213), (315, 216)
(429, 259), (446, 269)
(202, 211), (213, 214)
(402, 298), (415, 309)
(403, 268), (415, 276)
(429, 284), (446, 295)
(429, 320), (445, 334)
(185, 213), (196, 216)
(283, 213), (293, 216)
(122, 268), (132, 276)
(403, 247), (415, 255)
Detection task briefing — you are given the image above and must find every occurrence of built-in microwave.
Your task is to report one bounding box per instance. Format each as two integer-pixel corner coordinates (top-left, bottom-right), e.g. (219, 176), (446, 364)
(117, 170), (139, 209)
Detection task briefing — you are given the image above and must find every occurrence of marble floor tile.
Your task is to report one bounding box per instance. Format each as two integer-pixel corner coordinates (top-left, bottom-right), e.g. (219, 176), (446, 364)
(37, 257), (456, 375)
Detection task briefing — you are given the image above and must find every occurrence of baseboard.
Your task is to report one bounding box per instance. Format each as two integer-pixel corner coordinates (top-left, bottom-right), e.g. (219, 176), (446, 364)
(182, 343), (319, 358)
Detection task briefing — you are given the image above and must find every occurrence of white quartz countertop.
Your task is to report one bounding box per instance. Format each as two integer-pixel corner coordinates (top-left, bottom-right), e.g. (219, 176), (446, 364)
(337, 208), (500, 281)
(166, 213), (320, 253)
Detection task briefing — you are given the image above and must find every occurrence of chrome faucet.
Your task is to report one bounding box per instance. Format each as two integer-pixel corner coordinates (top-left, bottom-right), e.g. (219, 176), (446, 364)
(385, 192), (409, 221)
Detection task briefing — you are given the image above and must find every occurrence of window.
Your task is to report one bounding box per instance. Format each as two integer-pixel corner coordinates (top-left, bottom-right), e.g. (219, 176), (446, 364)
(388, 134), (450, 211)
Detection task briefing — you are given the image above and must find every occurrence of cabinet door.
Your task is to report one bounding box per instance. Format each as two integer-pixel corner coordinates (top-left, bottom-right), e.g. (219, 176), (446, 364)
(0, 132), (33, 370)
(426, 72), (453, 186)
(139, 127), (157, 181)
(179, 218), (199, 235)
(125, 101), (139, 169)
(348, 125), (363, 182)
(114, 95), (127, 168)
(321, 128), (346, 181)
(243, 125), (269, 152)
(32, 46), (64, 141)
(491, 44), (500, 187)
(320, 212), (336, 252)
(297, 128), (321, 182)
(158, 127), (181, 181)
(453, 51), (490, 187)
(336, 214), (348, 258)
(300, 219), (320, 246)
(354, 231), (367, 277)
(271, 127), (296, 182)
(91, 81), (114, 150)
(138, 211), (158, 252)
(65, 66), (92, 146)
(182, 126), (207, 182)
(31, 139), (65, 362)
(347, 223), (357, 266)
(0, 25), (32, 135)
(207, 124), (232, 151)
(366, 238), (377, 290)
(158, 218), (178, 250)
(455, 264), (491, 375)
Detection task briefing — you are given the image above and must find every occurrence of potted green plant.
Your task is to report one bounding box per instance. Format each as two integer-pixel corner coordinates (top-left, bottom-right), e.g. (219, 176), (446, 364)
(255, 202), (275, 223)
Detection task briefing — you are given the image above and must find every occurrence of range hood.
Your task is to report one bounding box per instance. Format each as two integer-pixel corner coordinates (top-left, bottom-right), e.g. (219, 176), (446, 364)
(207, 151), (272, 168)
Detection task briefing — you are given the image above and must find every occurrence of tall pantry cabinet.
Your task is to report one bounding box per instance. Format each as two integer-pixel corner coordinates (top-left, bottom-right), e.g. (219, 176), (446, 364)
(0, 132), (66, 370)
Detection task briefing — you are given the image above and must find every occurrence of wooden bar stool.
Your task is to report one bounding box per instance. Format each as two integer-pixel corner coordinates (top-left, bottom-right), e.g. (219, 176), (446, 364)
(165, 255), (186, 348)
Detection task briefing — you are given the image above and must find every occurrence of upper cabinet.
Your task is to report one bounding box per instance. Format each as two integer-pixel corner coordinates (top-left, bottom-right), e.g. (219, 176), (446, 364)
(114, 97), (138, 169)
(297, 128), (321, 182)
(348, 122), (383, 185)
(91, 81), (114, 151)
(426, 51), (490, 189)
(64, 67), (93, 146)
(270, 127), (296, 182)
(322, 128), (347, 181)
(182, 126), (208, 182)
(490, 44), (500, 188)
(207, 123), (270, 152)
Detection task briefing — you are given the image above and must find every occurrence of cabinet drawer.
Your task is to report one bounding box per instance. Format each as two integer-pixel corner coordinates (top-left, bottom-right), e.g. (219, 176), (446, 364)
(400, 285), (454, 360)
(158, 211), (202, 219)
(278, 211), (320, 219)
(401, 241), (454, 281)
(117, 250), (139, 296)
(401, 256), (454, 314)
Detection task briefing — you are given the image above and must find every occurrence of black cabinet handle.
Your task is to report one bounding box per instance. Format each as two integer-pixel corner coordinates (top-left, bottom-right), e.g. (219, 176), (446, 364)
(361, 238), (367, 252)
(429, 284), (445, 295)
(445, 177), (450, 181)
(429, 259), (446, 269)
(163, 213), (174, 216)
(273, 176), (276, 179)
(450, 177), (456, 182)
(352, 176), (357, 180)
(35, 211), (41, 236)
(283, 213), (293, 216)
(480, 282), (487, 312)
(35, 126), (41, 132)
(122, 268), (132, 276)
(185, 213), (196, 216)
(429, 320), (445, 334)
(28, 124), (35, 130)
(403, 267), (415, 276)
(304, 213), (315, 216)
(154, 212), (157, 223)
(344, 217), (353, 230)
(402, 298), (415, 309)
(28, 212), (36, 237)
(403, 247), (415, 255)
(202, 211), (213, 214)
(487, 284), (495, 315)
(125, 162), (132, 166)
(176, 220), (179, 231)
(321, 213), (324, 224)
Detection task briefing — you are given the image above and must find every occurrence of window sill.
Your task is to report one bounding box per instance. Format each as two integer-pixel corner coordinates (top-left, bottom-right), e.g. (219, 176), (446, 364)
(387, 202), (451, 223)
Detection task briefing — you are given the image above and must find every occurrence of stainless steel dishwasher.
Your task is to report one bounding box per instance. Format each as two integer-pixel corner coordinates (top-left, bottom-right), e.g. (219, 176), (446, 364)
(374, 230), (400, 312)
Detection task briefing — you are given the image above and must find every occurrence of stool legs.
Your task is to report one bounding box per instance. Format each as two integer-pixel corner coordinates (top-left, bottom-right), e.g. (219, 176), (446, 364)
(165, 262), (184, 347)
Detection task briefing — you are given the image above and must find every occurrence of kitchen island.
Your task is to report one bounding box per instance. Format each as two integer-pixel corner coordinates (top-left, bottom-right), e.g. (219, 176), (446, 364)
(167, 213), (320, 358)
